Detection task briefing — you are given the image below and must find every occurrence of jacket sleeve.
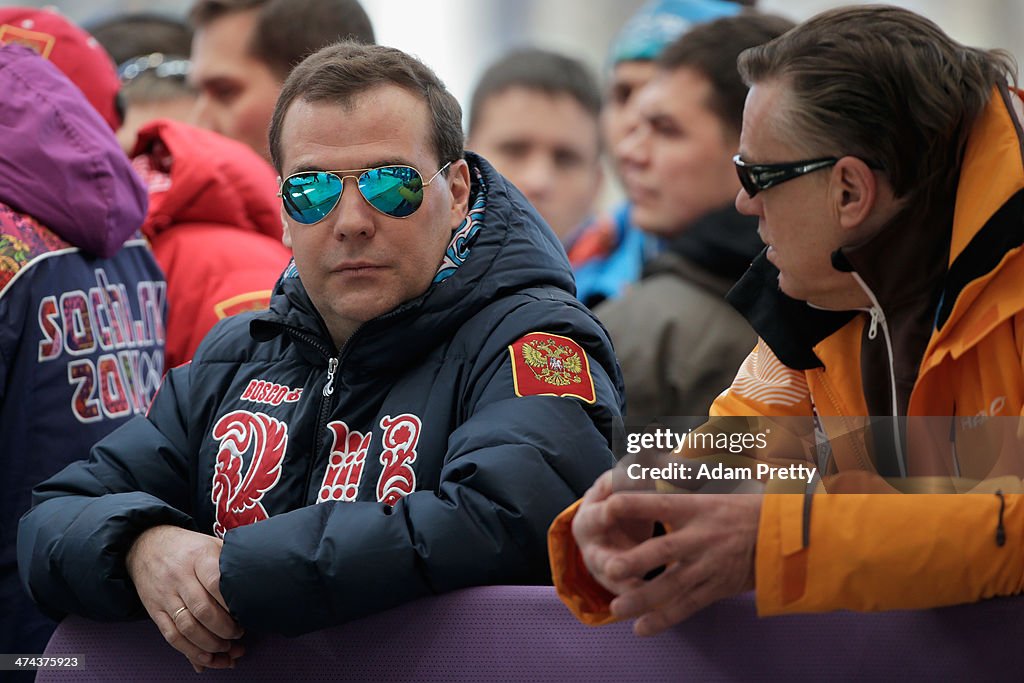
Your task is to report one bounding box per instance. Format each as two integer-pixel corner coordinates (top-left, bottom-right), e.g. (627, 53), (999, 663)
(548, 500), (619, 626)
(757, 492), (1024, 614)
(554, 337), (1024, 622)
(218, 299), (623, 636)
(549, 338), (805, 623)
(17, 365), (197, 620)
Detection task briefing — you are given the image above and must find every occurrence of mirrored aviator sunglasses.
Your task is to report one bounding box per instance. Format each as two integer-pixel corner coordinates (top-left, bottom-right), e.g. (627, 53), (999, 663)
(279, 162), (451, 225)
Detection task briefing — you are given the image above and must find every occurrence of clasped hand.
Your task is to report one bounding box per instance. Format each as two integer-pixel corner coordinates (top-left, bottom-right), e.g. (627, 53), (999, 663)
(126, 525), (245, 672)
(572, 471), (762, 635)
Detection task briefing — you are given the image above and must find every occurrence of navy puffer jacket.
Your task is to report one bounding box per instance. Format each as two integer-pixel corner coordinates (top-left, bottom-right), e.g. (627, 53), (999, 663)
(18, 154), (623, 636)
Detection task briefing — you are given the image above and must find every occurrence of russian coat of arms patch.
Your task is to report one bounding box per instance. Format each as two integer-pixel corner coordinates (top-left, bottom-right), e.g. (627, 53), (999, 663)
(508, 332), (596, 403)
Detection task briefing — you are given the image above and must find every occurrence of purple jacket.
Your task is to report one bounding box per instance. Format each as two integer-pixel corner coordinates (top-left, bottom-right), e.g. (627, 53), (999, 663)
(0, 45), (146, 257)
(0, 45), (166, 657)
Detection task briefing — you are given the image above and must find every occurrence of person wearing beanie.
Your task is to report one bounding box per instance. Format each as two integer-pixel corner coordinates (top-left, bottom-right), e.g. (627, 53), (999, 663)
(596, 13), (792, 419)
(569, 0), (751, 308)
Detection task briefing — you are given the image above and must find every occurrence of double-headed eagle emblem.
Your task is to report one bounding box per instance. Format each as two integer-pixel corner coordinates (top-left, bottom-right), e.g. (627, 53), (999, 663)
(520, 337), (584, 387)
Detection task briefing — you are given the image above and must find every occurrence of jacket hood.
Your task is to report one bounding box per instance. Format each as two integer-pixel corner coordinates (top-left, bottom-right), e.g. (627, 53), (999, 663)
(132, 119), (282, 242)
(0, 45), (147, 258)
(255, 153), (576, 371)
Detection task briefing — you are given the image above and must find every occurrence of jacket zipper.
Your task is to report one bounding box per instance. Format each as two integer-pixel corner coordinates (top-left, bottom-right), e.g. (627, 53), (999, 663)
(323, 357), (339, 398)
(851, 272), (907, 478)
(305, 355), (340, 500)
(274, 325), (341, 501)
(266, 284), (420, 503)
(276, 302), (407, 501)
(297, 322), (371, 500)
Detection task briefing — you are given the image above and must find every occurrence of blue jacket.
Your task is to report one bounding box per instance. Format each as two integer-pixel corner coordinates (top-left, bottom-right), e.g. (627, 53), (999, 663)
(19, 154), (623, 637)
(0, 46), (166, 655)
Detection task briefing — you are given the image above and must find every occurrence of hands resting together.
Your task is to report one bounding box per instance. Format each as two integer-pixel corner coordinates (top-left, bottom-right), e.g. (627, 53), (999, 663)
(123, 471), (762, 667)
(126, 525), (245, 673)
(572, 471), (763, 636)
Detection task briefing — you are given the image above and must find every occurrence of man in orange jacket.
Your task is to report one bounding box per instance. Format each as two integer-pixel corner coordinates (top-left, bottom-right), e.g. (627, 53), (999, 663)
(549, 5), (1024, 635)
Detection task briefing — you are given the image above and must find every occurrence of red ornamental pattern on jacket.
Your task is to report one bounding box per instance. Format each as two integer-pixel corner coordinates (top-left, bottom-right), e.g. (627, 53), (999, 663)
(211, 410), (287, 537)
(377, 414), (421, 506)
(209, 408), (423, 528)
(318, 421), (371, 503)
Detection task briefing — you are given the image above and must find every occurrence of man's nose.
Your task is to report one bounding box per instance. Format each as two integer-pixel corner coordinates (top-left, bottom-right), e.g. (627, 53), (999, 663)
(615, 125), (648, 170)
(517, 155), (556, 201)
(189, 94), (215, 131)
(330, 176), (377, 240)
(734, 186), (761, 216)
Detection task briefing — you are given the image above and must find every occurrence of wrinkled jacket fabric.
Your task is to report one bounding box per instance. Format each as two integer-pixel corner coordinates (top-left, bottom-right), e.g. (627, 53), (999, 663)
(596, 206), (760, 417)
(0, 46), (165, 655)
(19, 154), (624, 637)
(550, 86), (1024, 623)
(131, 119), (292, 368)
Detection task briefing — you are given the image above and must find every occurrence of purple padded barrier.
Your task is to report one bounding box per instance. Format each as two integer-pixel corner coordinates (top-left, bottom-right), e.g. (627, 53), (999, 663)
(40, 587), (1024, 682)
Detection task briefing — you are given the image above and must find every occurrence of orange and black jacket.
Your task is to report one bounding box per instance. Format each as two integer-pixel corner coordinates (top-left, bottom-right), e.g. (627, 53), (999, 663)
(550, 85), (1024, 623)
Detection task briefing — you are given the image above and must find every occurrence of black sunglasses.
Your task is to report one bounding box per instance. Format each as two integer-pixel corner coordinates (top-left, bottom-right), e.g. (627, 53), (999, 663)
(733, 155), (839, 198)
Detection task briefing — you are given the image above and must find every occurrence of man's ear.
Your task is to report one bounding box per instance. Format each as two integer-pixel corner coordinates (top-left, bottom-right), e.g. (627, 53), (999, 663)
(276, 176), (293, 248)
(447, 158), (472, 226)
(280, 209), (293, 248)
(831, 156), (878, 232)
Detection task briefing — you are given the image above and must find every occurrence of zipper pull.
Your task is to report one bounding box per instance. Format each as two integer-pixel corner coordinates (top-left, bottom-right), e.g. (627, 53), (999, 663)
(323, 357), (339, 397)
(996, 490), (1007, 547)
(867, 307), (884, 340)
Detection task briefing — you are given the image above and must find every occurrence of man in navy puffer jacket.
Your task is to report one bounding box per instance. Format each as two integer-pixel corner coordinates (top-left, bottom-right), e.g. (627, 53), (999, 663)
(19, 41), (623, 672)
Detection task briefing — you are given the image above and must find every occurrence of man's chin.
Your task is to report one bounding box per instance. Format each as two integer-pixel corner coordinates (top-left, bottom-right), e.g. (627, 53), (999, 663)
(631, 213), (680, 237)
(776, 274), (809, 302)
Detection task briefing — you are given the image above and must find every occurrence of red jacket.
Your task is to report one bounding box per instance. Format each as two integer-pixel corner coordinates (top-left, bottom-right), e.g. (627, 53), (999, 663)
(132, 120), (291, 367)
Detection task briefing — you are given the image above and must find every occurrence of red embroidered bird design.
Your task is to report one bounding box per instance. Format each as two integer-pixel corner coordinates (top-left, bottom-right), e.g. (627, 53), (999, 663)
(211, 410), (288, 537)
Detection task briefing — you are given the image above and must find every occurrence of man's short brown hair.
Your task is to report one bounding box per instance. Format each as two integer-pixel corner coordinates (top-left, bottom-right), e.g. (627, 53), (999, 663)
(88, 13), (196, 105)
(268, 41), (464, 174)
(467, 48), (602, 137)
(657, 12), (794, 138)
(189, 0), (374, 80)
(737, 5), (1016, 208)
